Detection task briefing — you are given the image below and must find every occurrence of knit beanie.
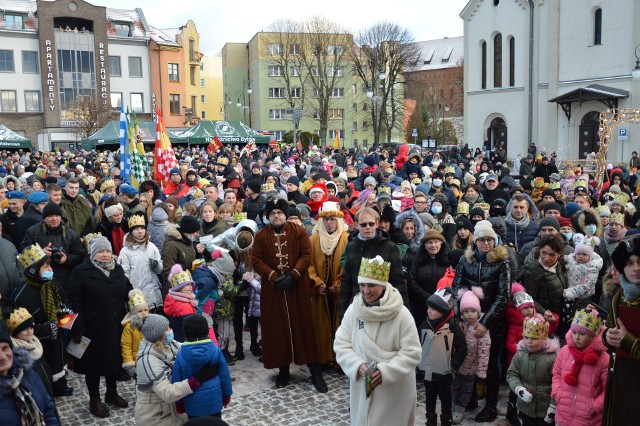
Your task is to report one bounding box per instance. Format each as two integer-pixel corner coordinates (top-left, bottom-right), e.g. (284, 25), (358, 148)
(246, 180), (261, 194)
(296, 203), (311, 218)
(473, 220), (497, 242)
(459, 288), (482, 314)
(209, 250), (236, 278)
(426, 287), (455, 314)
(511, 282), (535, 311)
(139, 314), (169, 343)
(543, 202), (562, 215)
(0, 323), (12, 348)
(104, 202), (124, 218)
(90, 236), (112, 259)
(574, 235), (600, 257)
(364, 155), (376, 167)
(564, 202), (581, 218)
(180, 216), (200, 234)
(42, 202), (63, 219)
(456, 217), (474, 232)
(470, 207), (485, 219)
(183, 314), (209, 340)
(364, 176), (377, 187)
(539, 216), (560, 231)
(557, 216), (572, 228)
(287, 175), (300, 187)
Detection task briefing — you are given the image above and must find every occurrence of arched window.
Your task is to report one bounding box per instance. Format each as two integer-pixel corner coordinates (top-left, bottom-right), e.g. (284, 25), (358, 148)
(481, 41), (487, 89)
(509, 37), (515, 86)
(594, 8), (602, 45)
(494, 33), (502, 88)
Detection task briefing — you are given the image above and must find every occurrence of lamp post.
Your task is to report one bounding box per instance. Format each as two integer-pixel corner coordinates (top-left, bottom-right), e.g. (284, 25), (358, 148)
(235, 86), (253, 125)
(441, 104), (449, 145)
(219, 102), (226, 120)
(633, 44), (640, 79)
(246, 85), (252, 128)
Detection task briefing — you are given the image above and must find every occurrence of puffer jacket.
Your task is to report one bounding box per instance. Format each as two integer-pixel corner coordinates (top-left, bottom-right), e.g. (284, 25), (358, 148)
(458, 321), (491, 378)
(247, 276), (261, 317)
(118, 238), (163, 309)
(407, 243), (450, 318)
(120, 322), (143, 368)
(418, 312), (467, 381)
(148, 207), (170, 250)
(523, 250), (568, 318)
(564, 251), (603, 302)
(552, 330), (609, 426)
(507, 338), (560, 419)
(214, 276), (239, 320)
(451, 245), (511, 330)
(172, 340), (232, 416)
(161, 225), (196, 295)
(506, 306), (558, 363)
(163, 295), (197, 343)
(242, 194), (266, 221)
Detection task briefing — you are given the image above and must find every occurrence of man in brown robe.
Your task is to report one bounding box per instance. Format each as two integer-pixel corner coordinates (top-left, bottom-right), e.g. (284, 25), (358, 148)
(252, 198), (328, 392)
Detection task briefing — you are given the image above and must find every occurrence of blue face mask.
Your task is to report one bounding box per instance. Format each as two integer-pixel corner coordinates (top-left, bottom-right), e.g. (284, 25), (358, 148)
(585, 225), (597, 235)
(164, 330), (174, 345)
(431, 205), (442, 215)
(41, 270), (54, 280)
(562, 232), (573, 241)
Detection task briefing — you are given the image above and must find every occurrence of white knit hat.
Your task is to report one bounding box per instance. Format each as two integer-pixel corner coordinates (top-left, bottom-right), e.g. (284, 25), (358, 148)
(473, 220), (497, 243)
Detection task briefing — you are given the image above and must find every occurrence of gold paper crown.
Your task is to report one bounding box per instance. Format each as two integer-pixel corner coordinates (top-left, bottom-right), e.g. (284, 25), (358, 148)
(611, 193), (630, 205)
(523, 316), (549, 339)
(128, 290), (148, 312)
(399, 180), (412, 189)
(474, 202), (490, 213)
(533, 177), (545, 188)
(17, 243), (46, 269)
(377, 187), (391, 196)
(596, 204), (610, 214)
(100, 179), (115, 192)
(216, 157), (229, 166)
(232, 212), (247, 222)
(319, 201), (344, 218)
(572, 180), (588, 191)
(82, 233), (102, 250)
(450, 178), (461, 188)
(457, 201), (470, 215)
(84, 176), (97, 185)
(128, 215), (146, 229)
(35, 167), (46, 178)
(261, 183), (275, 193)
(548, 182), (561, 190)
(572, 309), (603, 336)
(444, 166), (455, 175)
(358, 256), (391, 285)
(7, 307), (33, 335)
(610, 212), (625, 225)
(412, 178), (423, 185)
(170, 269), (194, 289)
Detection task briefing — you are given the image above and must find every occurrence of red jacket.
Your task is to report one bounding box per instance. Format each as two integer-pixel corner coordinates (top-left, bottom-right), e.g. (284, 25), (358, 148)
(163, 181), (190, 198)
(436, 267), (456, 291)
(505, 303), (558, 364)
(163, 294), (197, 317)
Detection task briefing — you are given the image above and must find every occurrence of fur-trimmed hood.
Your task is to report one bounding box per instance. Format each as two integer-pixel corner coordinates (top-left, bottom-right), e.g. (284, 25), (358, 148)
(2, 175), (21, 191)
(0, 348), (33, 396)
(408, 152), (423, 163)
(572, 207), (604, 237)
(165, 223), (186, 242)
(505, 193), (540, 222)
(516, 336), (561, 354)
(394, 209), (425, 249)
(601, 269), (620, 298)
(463, 244), (509, 264)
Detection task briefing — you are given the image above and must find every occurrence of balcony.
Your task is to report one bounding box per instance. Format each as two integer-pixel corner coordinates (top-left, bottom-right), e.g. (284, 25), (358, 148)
(189, 50), (203, 63)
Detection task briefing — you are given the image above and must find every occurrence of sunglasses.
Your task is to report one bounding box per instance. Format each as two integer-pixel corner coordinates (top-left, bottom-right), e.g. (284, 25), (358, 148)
(358, 222), (376, 228)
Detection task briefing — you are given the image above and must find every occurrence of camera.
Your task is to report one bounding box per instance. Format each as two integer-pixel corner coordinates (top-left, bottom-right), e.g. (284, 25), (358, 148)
(51, 247), (65, 263)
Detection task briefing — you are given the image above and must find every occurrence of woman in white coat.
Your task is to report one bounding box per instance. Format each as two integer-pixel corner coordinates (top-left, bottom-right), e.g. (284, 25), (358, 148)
(334, 256), (422, 426)
(118, 215), (164, 313)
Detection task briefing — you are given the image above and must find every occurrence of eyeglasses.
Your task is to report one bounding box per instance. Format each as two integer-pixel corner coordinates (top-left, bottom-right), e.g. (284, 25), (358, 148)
(269, 210), (285, 216)
(476, 237), (494, 244)
(358, 222), (376, 228)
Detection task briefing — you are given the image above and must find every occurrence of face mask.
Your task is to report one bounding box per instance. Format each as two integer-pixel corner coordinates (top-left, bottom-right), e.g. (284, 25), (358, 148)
(164, 330), (174, 345)
(187, 235), (197, 242)
(41, 271), (54, 280)
(431, 205), (442, 215)
(432, 179), (442, 187)
(585, 225), (597, 235)
(562, 232), (573, 241)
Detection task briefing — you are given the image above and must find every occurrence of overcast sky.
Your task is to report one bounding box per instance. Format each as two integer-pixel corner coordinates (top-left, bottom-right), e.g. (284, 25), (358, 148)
(97, 0), (469, 55)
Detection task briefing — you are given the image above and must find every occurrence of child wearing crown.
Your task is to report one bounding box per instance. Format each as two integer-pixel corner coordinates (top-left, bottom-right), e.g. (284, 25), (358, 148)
(506, 316), (560, 426)
(392, 181), (415, 212)
(120, 290), (149, 378)
(562, 235), (603, 326)
(164, 265), (198, 343)
(552, 308), (609, 426)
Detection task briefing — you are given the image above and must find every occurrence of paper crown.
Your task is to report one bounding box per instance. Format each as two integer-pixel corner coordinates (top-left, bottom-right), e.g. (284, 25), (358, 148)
(82, 232), (103, 250)
(523, 316), (549, 339)
(611, 193), (630, 205)
(128, 215), (146, 229)
(84, 176), (97, 185)
(411, 178), (422, 185)
(474, 202), (490, 213)
(170, 268), (194, 290)
(399, 180), (412, 189)
(533, 177), (546, 188)
(609, 212), (625, 225)
(261, 183), (275, 193)
(216, 157), (229, 166)
(17, 243), (47, 269)
(377, 186), (391, 196)
(444, 166), (455, 175)
(128, 289), (148, 312)
(7, 308), (33, 335)
(548, 182), (561, 190)
(572, 180), (589, 192)
(35, 168), (47, 178)
(319, 201), (344, 218)
(100, 179), (115, 192)
(572, 308), (603, 336)
(596, 204), (610, 214)
(357, 255), (391, 285)
(450, 178), (461, 188)
(231, 212), (247, 222)
(457, 201), (470, 215)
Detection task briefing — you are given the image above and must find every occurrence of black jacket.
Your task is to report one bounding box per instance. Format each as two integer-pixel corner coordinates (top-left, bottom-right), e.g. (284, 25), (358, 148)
(451, 245), (511, 331)
(338, 231), (409, 319)
(243, 194), (266, 221)
(16, 205), (42, 247)
(481, 187), (511, 206)
(287, 190), (309, 205)
(407, 244), (450, 314)
(0, 209), (21, 247)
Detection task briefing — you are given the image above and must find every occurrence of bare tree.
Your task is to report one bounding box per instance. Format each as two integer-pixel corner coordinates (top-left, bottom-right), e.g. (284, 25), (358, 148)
(68, 95), (113, 139)
(352, 22), (420, 146)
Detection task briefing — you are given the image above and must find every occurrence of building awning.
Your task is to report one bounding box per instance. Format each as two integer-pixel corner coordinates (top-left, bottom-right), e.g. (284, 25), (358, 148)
(548, 84), (629, 121)
(0, 124), (31, 149)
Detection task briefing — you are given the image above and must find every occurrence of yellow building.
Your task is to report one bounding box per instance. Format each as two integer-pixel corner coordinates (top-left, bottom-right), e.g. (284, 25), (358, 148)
(173, 20), (205, 123)
(201, 55), (224, 120)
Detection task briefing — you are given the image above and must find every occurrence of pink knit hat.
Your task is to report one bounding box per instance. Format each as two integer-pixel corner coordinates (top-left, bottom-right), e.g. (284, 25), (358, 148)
(573, 234), (600, 257)
(512, 282), (535, 311)
(458, 287), (483, 313)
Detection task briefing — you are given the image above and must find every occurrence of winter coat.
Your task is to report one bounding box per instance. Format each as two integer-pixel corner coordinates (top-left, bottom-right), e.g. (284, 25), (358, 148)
(507, 338), (560, 419)
(518, 233), (574, 264)
(148, 207), (170, 250)
(247, 276), (261, 317)
(15, 205), (42, 246)
(451, 245), (511, 331)
(418, 312), (468, 380)
(163, 294), (197, 343)
(436, 267), (455, 291)
(121, 322), (143, 368)
(67, 260), (132, 376)
(0, 209), (21, 248)
(457, 321), (491, 378)
(172, 340), (232, 416)
(0, 349), (59, 426)
(199, 219), (228, 239)
(523, 251), (568, 318)
(118, 239), (164, 309)
(161, 225), (196, 295)
(287, 190), (309, 205)
(505, 305), (558, 363)
(505, 195), (541, 252)
(406, 242), (450, 324)
(394, 210), (425, 250)
(0, 237), (19, 297)
(135, 340), (191, 426)
(94, 217), (128, 255)
(552, 330), (609, 426)
(564, 251), (603, 303)
(242, 194), (266, 221)
(59, 193), (93, 236)
(338, 231), (409, 320)
(213, 276), (239, 320)
(334, 283), (421, 426)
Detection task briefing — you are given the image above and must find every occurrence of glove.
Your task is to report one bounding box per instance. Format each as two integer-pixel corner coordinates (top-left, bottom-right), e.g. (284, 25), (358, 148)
(49, 322), (59, 340)
(176, 401), (185, 414)
(56, 306), (73, 319)
(72, 334), (83, 344)
(515, 386), (533, 403)
(149, 259), (159, 270)
(475, 378), (486, 400)
(274, 274), (294, 291)
(544, 404), (556, 423)
(125, 365), (137, 378)
(194, 364), (219, 384)
(223, 396), (231, 408)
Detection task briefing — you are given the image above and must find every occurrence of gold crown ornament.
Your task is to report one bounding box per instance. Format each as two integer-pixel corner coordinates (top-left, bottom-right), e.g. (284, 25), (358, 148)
(549, 182), (561, 190)
(170, 268), (195, 290)
(216, 157), (229, 166)
(84, 176), (97, 185)
(444, 166), (456, 175)
(533, 177), (545, 188)
(412, 178), (423, 185)
(17, 244), (47, 269)
(572, 180), (589, 192)
(128, 215), (146, 229)
(572, 308), (603, 336)
(231, 212), (247, 222)
(474, 202), (491, 213)
(457, 201), (470, 216)
(319, 201), (344, 218)
(596, 204), (610, 214)
(399, 180), (412, 189)
(449, 178), (461, 188)
(522, 316), (549, 339)
(128, 289), (148, 312)
(611, 193), (630, 206)
(261, 183), (275, 193)
(35, 167), (47, 178)
(377, 186), (391, 196)
(357, 255), (391, 286)
(7, 307), (34, 336)
(609, 212), (625, 225)
(100, 179), (115, 192)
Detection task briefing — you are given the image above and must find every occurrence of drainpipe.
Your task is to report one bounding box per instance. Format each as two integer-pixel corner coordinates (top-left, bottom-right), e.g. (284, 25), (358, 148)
(528, 0), (534, 146)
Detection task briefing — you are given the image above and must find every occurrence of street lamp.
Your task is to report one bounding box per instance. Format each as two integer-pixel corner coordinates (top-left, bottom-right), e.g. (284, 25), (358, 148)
(441, 105), (449, 145)
(633, 44), (640, 79)
(366, 89), (379, 147)
(219, 102), (226, 120)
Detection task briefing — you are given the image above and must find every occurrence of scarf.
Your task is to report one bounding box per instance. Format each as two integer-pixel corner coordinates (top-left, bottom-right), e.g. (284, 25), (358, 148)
(24, 278), (61, 323)
(307, 198), (325, 214)
(620, 275), (640, 303)
(564, 345), (599, 386)
(92, 257), (116, 277)
(505, 212), (531, 230)
(463, 194), (479, 205)
(169, 290), (198, 307)
(10, 337), (44, 361)
(318, 218), (345, 255)
(605, 225), (627, 243)
(473, 246), (487, 262)
(538, 257), (558, 273)
(1, 367), (45, 426)
(110, 226), (125, 255)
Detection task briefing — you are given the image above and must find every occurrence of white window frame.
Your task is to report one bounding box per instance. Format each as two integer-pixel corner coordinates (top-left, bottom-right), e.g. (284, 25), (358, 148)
(290, 66), (300, 76)
(0, 90), (17, 112)
(327, 45), (344, 55)
(267, 44), (283, 55)
(201, 95), (206, 103)
(290, 87), (302, 98)
(328, 109), (344, 119)
(130, 93), (144, 112)
(24, 91), (40, 112)
(289, 44), (300, 55)
(269, 109), (285, 119)
(268, 88), (285, 98)
(110, 92), (122, 111)
(330, 88), (344, 98)
(268, 65), (283, 77)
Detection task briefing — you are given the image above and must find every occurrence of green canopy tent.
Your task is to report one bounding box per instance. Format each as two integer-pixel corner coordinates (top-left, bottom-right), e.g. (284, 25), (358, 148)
(79, 121), (187, 150)
(0, 124), (32, 149)
(180, 120), (271, 145)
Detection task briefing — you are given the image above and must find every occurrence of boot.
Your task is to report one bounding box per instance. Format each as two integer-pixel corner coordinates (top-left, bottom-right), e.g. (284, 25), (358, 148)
(452, 405), (465, 424)
(474, 403), (498, 423)
(466, 390), (478, 411)
(440, 413), (453, 426)
(105, 387), (128, 408)
(234, 343), (245, 361)
(89, 397), (110, 418)
(52, 377), (74, 397)
(276, 366), (290, 388)
(506, 401), (521, 426)
(309, 364), (328, 393)
(250, 342), (262, 357)
(426, 412), (437, 426)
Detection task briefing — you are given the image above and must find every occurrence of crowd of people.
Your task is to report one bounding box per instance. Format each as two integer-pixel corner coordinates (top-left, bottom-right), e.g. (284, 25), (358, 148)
(0, 142), (639, 425)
